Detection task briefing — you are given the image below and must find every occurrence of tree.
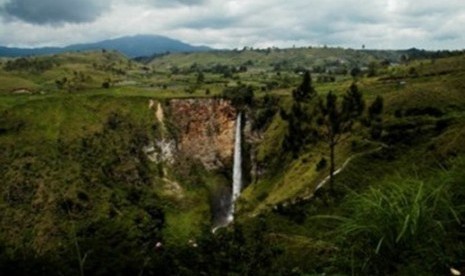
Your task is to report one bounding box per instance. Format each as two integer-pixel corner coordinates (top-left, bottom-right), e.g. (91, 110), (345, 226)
(102, 80), (110, 89)
(222, 84), (254, 107)
(400, 54), (409, 64)
(367, 61), (377, 77)
(350, 67), (361, 79)
(343, 83), (365, 117)
(197, 71), (205, 84)
(292, 71), (315, 101)
(316, 83), (365, 192)
(368, 96), (384, 139)
(282, 71), (317, 157)
(368, 96), (383, 120)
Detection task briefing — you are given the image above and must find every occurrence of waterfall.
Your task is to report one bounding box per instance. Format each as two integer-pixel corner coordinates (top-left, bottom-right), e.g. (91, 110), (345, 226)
(212, 112), (242, 232)
(227, 112), (242, 223)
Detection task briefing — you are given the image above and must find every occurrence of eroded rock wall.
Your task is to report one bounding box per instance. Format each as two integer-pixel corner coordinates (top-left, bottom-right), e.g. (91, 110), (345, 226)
(169, 99), (237, 170)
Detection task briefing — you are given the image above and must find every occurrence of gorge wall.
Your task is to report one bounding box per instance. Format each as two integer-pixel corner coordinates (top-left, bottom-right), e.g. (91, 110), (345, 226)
(167, 98), (238, 170)
(149, 98), (254, 228)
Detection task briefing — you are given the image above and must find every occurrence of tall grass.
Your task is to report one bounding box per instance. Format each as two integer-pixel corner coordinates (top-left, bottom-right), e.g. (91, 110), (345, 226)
(329, 159), (465, 275)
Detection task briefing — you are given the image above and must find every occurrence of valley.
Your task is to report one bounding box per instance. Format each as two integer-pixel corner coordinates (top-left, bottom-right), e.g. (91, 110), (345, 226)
(0, 46), (465, 275)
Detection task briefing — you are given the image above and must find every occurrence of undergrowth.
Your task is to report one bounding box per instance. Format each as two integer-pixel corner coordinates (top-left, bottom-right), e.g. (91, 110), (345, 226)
(323, 158), (465, 275)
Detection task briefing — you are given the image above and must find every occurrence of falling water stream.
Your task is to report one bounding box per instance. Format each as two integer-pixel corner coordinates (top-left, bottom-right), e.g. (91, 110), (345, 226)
(227, 112), (242, 223)
(213, 112), (242, 232)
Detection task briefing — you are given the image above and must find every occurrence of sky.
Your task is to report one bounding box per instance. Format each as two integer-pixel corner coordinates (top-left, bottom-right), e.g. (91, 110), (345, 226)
(0, 0), (464, 50)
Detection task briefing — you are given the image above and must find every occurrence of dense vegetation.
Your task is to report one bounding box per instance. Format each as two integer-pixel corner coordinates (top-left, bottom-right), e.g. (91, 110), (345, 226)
(0, 47), (465, 275)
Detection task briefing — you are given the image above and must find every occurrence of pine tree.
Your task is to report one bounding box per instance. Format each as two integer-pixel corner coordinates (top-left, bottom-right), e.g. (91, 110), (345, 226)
(292, 71), (315, 101)
(368, 96), (384, 120)
(317, 83), (365, 192)
(368, 96), (384, 139)
(283, 71), (316, 157)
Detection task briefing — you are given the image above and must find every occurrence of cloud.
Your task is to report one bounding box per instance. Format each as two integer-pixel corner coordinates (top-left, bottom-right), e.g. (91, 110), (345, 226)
(150, 0), (207, 7)
(1, 0), (110, 24)
(116, 0), (207, 9)
(0, 0), (464, 50)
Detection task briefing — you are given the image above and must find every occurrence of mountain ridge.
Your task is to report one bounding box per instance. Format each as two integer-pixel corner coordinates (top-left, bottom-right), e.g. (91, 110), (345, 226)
(0, 34), (212, 58)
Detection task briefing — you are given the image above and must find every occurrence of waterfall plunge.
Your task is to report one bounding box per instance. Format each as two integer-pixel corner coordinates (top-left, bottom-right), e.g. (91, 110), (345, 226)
(212, 112), (242, 232)
(227, 112), (243, 223)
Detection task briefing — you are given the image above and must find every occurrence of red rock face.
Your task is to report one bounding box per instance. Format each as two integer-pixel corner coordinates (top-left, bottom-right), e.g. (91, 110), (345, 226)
(169, 99), (237, 170)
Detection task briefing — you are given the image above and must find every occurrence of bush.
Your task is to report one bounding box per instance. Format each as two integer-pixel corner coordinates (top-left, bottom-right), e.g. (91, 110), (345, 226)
(252, 96), (279, 131)
(102, 81), (110, 89)
(316, 158), (327, 171)
(404, 106), (444, 117)
(222, 85), (254, 107)
(4, 57), (55, 73)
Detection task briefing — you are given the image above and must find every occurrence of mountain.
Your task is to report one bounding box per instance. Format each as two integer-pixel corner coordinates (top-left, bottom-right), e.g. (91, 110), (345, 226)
(0, 35), (212, 58)
(0, 46), (62, 57)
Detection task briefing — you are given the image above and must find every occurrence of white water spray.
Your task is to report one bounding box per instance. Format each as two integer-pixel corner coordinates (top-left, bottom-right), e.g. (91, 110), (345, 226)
(212, 112), (242, 233)
(227, 112), (242, 223)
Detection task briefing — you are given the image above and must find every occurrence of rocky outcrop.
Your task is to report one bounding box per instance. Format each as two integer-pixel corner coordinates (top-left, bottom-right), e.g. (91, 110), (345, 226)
(146, 100), (176, 164)
(142, 140), (175, 163)
(169, 99), (237, 170)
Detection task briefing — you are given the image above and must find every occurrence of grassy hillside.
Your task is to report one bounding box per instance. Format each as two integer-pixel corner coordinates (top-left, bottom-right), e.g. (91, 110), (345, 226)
(240, 52), (465, 210)
(149, 47), (390, 70)
(232, 52), (465, 275)
(0, 90), (228, 274)
(0, 49), (464, 275)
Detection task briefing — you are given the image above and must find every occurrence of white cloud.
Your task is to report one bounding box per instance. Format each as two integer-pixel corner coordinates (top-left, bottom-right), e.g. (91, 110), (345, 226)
(0, 0), (464, 50)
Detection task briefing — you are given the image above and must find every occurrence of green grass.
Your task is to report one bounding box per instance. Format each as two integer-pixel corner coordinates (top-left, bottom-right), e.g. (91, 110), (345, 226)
(324, 158), (465, 274)
(240, 128), (465, 274)
(0, 74), (40, 92)
(162, 192), (210, 245)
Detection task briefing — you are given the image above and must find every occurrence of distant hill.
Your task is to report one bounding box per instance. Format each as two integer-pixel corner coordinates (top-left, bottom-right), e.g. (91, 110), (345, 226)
(0, 35), (212, 58)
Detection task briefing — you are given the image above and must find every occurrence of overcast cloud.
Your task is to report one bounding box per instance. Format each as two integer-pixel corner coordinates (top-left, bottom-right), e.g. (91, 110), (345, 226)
(0, 0), (464, 49)
(2, 0), (110, 24)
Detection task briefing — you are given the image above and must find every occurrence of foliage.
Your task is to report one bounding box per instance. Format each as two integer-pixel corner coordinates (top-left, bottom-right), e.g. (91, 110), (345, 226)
(292, 71), (315, 101)
(252, 95), (280, 131)
(281, 71), (318, 157)
(0, 110), (166, 275)
(343, 83), (365, 118)
(222, 84), (255, 108)
(331, 162), (465, 275)
(368, 96), (384, 121)
(4, 57), (56, 73)
(315, 83), (366, 191)
(368, 96), (384, 139)
(196, 70), (205, 83)
(350, 67), (361, 78)
(167, 217), (284, 275)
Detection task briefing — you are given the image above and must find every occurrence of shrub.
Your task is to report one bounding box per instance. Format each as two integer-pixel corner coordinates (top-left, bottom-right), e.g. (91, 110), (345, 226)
(102, 81), (110, 89)
(222, 84), (254, 107)
(316, 158), (327, 171)
(404, 106), (444, 117)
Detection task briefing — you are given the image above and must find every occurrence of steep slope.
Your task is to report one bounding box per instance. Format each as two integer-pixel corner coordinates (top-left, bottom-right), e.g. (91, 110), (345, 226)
(0, 93), (244, 270)
(232, 54), (465, 275)
(240, 54), (465, 214)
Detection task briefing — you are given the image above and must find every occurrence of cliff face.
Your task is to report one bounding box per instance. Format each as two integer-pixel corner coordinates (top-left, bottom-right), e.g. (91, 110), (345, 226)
(169, 99), (237, 170)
